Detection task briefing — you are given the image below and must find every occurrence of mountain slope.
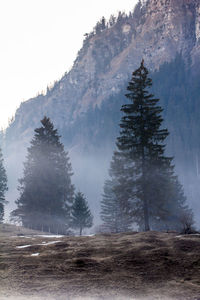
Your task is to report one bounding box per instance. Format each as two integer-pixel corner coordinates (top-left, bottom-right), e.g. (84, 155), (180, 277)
(4, 0), (200, 225)
(6, 0), (200, 144)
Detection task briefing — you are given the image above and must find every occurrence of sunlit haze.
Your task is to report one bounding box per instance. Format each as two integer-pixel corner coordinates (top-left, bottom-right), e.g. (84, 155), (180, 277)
(0, 0), (138, 129)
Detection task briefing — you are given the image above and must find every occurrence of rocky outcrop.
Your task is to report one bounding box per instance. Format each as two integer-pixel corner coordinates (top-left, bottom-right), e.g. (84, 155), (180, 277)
(6, 0), (200, 145)
(4, 0), (200, 225)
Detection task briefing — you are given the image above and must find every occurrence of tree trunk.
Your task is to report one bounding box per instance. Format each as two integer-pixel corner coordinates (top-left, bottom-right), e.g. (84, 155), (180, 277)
(80, 227), (82, 236)
(141, 142), (150, 231)
(144, 199), (150, 231)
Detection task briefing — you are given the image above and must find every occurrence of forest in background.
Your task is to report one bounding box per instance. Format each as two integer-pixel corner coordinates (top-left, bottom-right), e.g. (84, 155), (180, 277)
(2, 0), (200, 228)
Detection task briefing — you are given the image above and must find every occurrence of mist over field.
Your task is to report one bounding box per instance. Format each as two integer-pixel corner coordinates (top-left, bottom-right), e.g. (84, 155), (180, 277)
(1, 0), (200, 298)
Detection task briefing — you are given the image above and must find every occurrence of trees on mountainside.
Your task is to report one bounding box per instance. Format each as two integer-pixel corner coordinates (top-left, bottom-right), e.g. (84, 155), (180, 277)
(12, 117), (74, 233)
(8, 61), (194, 234)
(101, 60), (192, 232)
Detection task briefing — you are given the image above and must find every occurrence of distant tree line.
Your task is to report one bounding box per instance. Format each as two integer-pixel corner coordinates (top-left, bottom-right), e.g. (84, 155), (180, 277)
(82, 0), (148, 44)
(0, 59), (196, 235)
(83, 9), (138, 43)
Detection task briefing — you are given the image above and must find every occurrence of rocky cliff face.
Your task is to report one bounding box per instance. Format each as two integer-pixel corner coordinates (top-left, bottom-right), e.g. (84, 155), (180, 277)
(6, 0), (200, 145)
(4, 0), (200, 225)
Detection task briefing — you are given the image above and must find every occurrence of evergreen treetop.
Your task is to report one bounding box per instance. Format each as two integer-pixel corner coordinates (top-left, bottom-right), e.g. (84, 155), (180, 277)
(101, 60), (191, 232)
(12, 116), (74, 233)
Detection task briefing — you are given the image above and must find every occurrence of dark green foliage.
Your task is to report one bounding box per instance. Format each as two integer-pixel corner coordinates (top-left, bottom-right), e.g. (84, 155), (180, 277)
(12, 117), (74, 233)
(61, 93), (125, 155)
(66, 54), (198, 226)
(101, 179), (117, 232)
(94, 16), (107, 34)
(102, 60), (191, 232)
(0, 203), (4, 223)
(101, 155), (133, 233)
(118, 60), (191, 231)
(150, 55), (200, 219)
(71, 192), (93, 235)
(108, 14), (116, 27)
(117, 60), (168, 230)
(0, 148), (8, 223)
(151, 54), (199, 167)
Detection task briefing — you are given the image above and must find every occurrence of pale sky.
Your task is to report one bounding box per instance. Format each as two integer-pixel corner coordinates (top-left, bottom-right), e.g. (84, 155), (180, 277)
(0, 0), (138, 128)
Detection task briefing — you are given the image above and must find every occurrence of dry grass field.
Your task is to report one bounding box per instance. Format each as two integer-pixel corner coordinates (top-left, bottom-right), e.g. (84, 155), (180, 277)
(0, 224), (200, 300)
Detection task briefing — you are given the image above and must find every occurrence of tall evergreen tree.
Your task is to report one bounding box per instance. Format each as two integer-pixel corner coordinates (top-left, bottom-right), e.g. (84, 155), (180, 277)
(101, 154), (133, 233)
(71, 192), (93, 235)
(12, 116), (74, 233)
(101, 179), (120, 233)
(102, 60), (191, 232)
(0, 148), (8, 223)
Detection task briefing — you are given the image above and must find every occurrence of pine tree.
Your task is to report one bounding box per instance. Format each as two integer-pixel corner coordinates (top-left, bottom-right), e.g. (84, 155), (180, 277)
(104, 60), (191, 231)
(0, 148), (8, 223)
(12, 116), (74, 233)
(101, 153), (133, 233)
(71, 192), (93, 235)
(101, 179), (119, 232)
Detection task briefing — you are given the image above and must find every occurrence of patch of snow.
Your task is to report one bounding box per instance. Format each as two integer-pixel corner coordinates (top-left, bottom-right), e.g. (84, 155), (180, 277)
(34, 235), (64, 238)
(11, 235), (34, 239)
(16, 240), (62, 250)
(74, 234), (95, 237)
(31, 253), (40, 257)
(84, 234), (95, 237)
(16, 245), (31, 249)
(38, 241), (61, 246)
(176, 234), (200, 238)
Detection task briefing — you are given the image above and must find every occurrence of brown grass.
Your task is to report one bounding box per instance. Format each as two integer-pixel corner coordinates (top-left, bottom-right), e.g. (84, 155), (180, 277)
(0, 224), (200, 299)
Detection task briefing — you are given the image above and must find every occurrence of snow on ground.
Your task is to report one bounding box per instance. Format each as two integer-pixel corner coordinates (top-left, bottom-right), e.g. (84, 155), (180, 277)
(37, 241), (61, 246)
(84, 234), (95, 237)
(16, 245), (31, 249)
(176, 234), (200, 238)
(31, 253), (40, 257)
(16, 241), (61, 249)
(33, 235), (64, 238)
(74, 234), (95, 237)
(15, 233), (96, 250)
(190, 233), (200, 236)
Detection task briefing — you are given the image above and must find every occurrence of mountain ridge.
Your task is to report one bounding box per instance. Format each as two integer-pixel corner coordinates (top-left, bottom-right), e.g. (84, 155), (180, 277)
(6, 0), (200, 143)
(4, 0), (200, 225)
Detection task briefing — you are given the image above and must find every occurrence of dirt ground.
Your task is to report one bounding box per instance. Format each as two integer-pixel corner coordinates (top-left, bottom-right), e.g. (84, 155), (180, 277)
(0, 224), (200, 300)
